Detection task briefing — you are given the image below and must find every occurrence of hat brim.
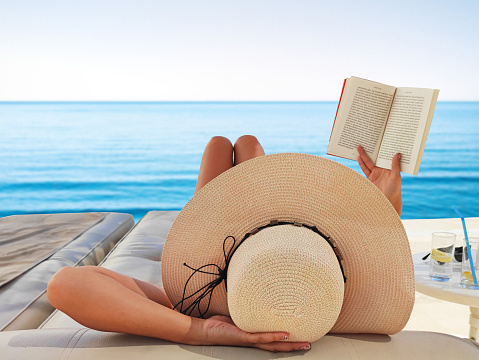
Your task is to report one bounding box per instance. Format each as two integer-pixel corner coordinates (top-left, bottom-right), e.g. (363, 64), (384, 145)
(162, 153), (414, 334)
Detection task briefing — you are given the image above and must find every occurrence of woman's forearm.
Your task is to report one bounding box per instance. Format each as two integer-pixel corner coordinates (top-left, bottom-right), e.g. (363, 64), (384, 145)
(47, 266), (203, 344)
(390, 195), (402, 216)
(47, 266), (310, 352)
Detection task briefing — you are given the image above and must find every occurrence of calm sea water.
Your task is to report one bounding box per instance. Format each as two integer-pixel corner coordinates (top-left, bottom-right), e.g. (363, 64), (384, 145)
(0, 102), (478, 222)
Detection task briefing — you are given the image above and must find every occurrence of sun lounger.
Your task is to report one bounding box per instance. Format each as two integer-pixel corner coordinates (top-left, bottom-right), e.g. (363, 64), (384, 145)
(0, 212), (134, 331)
(0, 211), (478, 359)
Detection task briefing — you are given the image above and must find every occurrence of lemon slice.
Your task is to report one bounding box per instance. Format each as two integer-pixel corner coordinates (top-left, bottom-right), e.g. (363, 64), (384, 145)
(431, 248), (453, 263)
(463, 271), (473, 281)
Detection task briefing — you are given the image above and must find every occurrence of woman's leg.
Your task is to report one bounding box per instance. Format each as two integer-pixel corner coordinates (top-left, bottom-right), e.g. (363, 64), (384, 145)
(195, 136), (234, 193)
(233, 135), (265, 165)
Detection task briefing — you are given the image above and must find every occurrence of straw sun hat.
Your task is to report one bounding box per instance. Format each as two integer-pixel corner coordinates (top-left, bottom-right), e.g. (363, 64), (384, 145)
(162, 153), (414, 342)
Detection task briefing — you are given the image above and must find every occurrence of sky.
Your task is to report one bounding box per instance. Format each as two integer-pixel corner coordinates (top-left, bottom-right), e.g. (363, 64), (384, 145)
(1, 0), (478, 101)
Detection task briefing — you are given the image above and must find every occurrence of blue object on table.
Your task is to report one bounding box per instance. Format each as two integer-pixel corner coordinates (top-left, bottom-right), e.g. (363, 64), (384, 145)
(453, 206), (478, 286)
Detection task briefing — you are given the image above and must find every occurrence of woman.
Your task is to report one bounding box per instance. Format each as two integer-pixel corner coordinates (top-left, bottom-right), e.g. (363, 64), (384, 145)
(47, 135), (402, 352)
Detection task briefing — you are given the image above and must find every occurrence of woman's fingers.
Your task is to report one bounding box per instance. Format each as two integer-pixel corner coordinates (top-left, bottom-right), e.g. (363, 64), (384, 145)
(205, 317), (310, 352)
(391, 153), (401, 178)
(244, 332), (310, 352)
(255, 341), (311, 352)
(357, 155), (371, 177)
(244, 331), (289, 344)
(356, 145), (376, 171)
(357, 145), (375, 172)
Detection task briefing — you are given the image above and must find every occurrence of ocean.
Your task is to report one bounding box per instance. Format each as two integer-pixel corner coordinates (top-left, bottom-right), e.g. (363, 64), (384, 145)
(0, 102), (478, 222)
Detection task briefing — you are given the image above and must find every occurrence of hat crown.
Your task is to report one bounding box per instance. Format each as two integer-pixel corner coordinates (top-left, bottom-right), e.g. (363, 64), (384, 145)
(227, 225), (344, 342)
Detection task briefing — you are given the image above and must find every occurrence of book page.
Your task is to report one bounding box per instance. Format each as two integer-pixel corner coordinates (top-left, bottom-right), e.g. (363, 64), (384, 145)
(376, 87), (436, 174)
(327, 77), (396, 162)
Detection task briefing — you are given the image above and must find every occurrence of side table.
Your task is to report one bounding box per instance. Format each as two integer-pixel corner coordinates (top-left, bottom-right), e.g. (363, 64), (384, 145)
(413, 252), (479, 340)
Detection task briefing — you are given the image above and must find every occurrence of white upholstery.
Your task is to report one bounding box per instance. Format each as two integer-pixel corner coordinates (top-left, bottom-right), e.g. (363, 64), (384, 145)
(1, 211), (478, 359)
(40, 211), (176, 329)
(1, 327), (478, 359)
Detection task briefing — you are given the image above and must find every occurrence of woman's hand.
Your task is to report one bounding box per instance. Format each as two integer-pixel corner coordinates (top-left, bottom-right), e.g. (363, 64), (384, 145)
(48, 267), (309, 352)
(193, 315), (311, 352)
(356, 145), (402, 216)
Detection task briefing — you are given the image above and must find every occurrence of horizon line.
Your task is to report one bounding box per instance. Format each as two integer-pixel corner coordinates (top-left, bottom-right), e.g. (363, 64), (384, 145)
(0, 100), (478, 104)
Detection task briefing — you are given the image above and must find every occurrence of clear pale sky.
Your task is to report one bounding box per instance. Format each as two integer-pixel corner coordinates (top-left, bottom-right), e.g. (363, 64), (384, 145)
(1, 0), (478, 101)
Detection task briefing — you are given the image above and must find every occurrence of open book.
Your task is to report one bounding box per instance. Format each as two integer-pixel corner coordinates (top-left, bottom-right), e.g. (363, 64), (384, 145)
(327, 76), (439, 175)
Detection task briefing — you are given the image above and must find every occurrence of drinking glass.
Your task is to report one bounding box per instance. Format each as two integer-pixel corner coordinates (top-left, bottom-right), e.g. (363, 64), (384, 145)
(460, 237), (479, 289)
(429, 232), (456, 281)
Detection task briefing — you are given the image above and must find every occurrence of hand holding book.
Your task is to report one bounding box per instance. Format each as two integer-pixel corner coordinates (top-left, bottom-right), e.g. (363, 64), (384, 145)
(327, 77), (439, 175)
(357, 145), (402, 216)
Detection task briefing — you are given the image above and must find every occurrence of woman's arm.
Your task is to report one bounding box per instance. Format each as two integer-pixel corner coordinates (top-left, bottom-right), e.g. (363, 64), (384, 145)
(356, 145), (402, 216)
(47, 266), (310, 352)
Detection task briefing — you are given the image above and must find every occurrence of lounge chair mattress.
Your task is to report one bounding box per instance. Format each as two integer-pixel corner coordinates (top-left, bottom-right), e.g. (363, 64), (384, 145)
(0, 213), (106, 287)
(0, 212), (134, 331)
(34, 211), (478, 359)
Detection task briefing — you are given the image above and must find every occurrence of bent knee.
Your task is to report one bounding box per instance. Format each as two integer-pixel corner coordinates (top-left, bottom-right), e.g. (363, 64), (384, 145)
(206, 136), (233, 149)
(234, 135), (261, 149)
(47, 266), (96, 308)
(48, 266), (73, 308)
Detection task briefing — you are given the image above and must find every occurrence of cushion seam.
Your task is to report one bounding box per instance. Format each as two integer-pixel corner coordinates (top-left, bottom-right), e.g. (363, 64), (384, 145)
(58, 328), (88, 360)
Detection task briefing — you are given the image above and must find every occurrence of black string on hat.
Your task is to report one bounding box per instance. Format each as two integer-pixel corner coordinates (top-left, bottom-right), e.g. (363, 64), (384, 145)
(173, 235), (237, 318)
(173, 220), (347, 318)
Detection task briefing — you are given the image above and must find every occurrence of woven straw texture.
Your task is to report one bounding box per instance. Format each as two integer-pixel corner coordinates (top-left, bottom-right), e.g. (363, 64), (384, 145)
(162, 153), (414, 336)
(227, 225), (344, 342)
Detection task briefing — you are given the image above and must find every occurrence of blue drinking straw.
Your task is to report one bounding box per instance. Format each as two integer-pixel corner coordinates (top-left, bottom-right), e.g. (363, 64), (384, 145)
(453, 206), (478, 285)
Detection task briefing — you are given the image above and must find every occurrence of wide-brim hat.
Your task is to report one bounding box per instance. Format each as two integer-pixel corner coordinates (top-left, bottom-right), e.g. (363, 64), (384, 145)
(162, 153), (414, 342)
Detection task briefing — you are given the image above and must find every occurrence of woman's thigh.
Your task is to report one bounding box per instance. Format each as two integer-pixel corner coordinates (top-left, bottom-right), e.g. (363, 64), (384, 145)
(195, 136), (234, 193)
(233, 135), (265, 165)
